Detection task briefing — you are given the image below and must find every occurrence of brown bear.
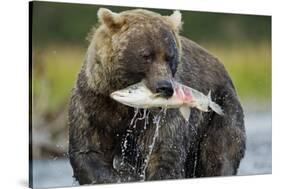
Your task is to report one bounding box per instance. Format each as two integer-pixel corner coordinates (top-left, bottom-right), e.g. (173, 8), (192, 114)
(68, 8), (246, 185)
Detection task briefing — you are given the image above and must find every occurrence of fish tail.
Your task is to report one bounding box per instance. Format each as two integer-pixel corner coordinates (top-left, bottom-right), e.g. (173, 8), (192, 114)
(208, 91), (224, 115)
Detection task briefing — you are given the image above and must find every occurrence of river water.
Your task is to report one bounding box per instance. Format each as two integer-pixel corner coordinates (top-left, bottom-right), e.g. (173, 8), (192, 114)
(31, 111), (272, 188)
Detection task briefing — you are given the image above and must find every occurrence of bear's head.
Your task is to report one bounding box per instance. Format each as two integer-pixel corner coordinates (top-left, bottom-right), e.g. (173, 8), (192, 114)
(86, 8), (183, 98)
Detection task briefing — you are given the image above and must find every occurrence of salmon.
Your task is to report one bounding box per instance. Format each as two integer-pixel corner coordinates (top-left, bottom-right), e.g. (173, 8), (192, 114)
(110, 80), (224, 121)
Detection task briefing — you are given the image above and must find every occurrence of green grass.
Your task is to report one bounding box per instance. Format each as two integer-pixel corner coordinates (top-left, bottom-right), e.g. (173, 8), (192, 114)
(32, 45), (85, 112)
(205, 42), (271, 101)
(32, 42), (271, 112)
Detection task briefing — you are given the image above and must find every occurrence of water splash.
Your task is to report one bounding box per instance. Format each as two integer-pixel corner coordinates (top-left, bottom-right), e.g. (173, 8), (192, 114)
(72, 177), (79, 186)
(117, 108), (148, 172)
(140, 108), (166, 180)
(121, 108), (140, 164)
(132, 109), (147, 128)
(144, 110), (150, 130)
(115, 108), (167, 181)
(189, 121), (198, 136)
(130, 108), (139, 126)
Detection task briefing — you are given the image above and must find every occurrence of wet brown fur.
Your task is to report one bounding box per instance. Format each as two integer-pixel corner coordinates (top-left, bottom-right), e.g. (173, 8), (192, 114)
(69, 8), (245, 184)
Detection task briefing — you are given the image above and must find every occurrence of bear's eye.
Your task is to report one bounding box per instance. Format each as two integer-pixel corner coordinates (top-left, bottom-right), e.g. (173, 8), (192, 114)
(165, 53), (175, 62)
(166, 51), (178, 76)
(141, 53), (153, 64)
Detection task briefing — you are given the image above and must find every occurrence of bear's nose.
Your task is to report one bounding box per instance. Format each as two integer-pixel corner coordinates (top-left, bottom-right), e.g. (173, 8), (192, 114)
(156, 80), (174, 98)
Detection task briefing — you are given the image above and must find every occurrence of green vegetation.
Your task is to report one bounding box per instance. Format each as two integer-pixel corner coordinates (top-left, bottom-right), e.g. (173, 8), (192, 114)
(31, 2), (271, 47)
(204, 42), (271, 101)
(32, 45), (85, 112)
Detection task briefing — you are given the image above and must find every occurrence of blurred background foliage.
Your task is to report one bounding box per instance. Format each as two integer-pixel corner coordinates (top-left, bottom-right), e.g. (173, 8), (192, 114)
(31, 1), (271, 159)
(32, 2), (271, 47)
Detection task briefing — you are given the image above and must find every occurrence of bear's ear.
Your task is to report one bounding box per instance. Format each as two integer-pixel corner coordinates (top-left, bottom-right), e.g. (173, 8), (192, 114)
(97, 8), (125, 32)
(165, 10), (182, 32)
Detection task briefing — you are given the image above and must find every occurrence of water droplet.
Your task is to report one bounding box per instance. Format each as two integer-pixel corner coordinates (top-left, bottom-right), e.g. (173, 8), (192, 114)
(141, 108), (165, 180)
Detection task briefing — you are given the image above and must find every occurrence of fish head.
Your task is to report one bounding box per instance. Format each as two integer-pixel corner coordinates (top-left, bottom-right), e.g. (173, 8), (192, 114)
(110, 81), (154, 108)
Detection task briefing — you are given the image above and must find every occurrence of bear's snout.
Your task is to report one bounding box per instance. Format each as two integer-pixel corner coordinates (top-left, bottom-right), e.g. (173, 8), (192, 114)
(156, 80), (174, 98)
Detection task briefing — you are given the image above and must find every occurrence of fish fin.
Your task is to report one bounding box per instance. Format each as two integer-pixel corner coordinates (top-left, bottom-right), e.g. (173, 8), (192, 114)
(207, 90), (211, 98)
(210, 101), (224, 115)
(208, 91), (224, 115)
(180, 106), (191, 121)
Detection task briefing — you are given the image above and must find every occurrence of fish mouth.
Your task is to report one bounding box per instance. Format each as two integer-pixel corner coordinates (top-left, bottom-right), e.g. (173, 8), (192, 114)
(110, 92), (137, 108)
(110, 91), (126, 98)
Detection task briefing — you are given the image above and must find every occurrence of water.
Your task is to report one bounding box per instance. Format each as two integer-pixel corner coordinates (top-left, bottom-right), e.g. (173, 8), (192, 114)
(114, 108), (148, 174)
(31, 159), (78, 188)
(140, 109), (165, 180)
(114, 108), (163, 180)
(237, 112), (272, 175)
(31, 111), (272, 188)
